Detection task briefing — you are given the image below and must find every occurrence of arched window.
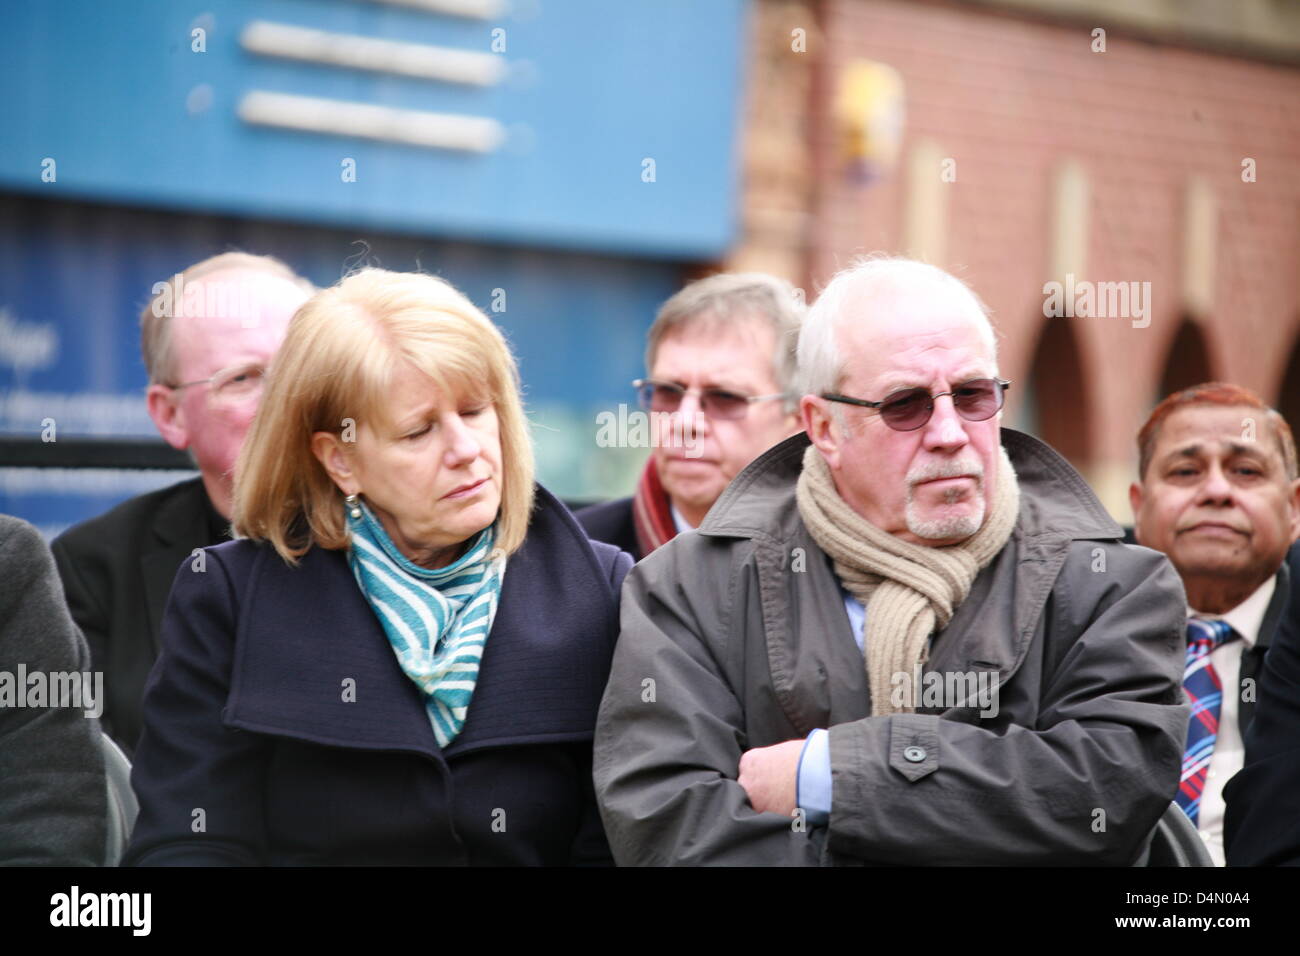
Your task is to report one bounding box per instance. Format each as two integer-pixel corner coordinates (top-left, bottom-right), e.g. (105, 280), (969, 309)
(1277, 331), (1300, 431)
(1018, 317), (1091, 470)
(1157, 317), (1215, 400)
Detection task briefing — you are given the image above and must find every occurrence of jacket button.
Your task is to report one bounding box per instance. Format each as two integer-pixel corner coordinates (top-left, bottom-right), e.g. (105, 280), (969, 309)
(903, 745), (927, 763)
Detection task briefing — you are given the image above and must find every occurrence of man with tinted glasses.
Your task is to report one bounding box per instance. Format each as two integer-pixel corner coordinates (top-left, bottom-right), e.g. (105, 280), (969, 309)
(594, 256), (1188, 865)
(52, 252), (314, 754)
(577, 273), (803, 559)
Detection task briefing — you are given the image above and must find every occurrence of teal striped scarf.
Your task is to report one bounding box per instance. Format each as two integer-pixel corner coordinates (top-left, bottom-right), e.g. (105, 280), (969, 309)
(346, 499), (506, 747)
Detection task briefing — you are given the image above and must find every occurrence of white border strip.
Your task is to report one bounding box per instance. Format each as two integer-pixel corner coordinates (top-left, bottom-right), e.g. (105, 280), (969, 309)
(238, 90), (505, 153)
(241, 21), (505, 87)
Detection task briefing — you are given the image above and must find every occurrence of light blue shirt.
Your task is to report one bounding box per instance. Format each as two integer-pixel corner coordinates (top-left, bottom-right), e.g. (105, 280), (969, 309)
(796, 590), (864, 826)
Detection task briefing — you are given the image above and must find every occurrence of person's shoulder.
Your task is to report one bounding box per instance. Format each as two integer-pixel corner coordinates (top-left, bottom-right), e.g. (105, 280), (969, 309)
(0, 515), (85, 658)
(1060, 537), (1176, 577)
(587, 538), (632, 588)
(699, 433), (807, 540)
(0, 513), (45, 554)
(1285, 540), (1300, 601)
(53, 476), (206, 552)
(202, 535), (269, 565)
(0, 515), (58, 595)
(170, 538), (339, 622)
(527, 484), (602, 549)
(194, 536), (316, 583)
(573, 496), (637, 556)
(574, 496), (632, 528)
(1051, 538), (1186, 623)
(626, 520), (756, 608)
(518, 485), (632, 590)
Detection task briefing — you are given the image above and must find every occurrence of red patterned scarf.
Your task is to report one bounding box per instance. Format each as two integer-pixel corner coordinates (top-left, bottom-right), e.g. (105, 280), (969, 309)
(632, 458), (677, 558)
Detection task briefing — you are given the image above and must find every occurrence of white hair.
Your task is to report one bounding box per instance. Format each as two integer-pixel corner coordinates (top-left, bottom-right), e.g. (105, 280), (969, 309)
(796, 256), (998, 401)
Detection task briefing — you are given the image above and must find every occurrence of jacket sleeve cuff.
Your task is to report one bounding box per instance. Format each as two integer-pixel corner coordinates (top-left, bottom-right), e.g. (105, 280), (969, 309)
(797, 728), (832, 827)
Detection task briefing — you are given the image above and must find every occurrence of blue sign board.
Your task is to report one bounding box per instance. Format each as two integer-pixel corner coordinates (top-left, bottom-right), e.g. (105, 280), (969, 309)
(0, 0), (748, 535)
(0, 0), (745, 258)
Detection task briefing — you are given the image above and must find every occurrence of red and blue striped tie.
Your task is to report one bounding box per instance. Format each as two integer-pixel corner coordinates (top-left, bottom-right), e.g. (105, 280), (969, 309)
(1176, 618), (1237, 827)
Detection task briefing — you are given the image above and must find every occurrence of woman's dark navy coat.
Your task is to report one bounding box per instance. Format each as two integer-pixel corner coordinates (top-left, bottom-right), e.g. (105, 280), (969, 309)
(124, 486), (632, 865)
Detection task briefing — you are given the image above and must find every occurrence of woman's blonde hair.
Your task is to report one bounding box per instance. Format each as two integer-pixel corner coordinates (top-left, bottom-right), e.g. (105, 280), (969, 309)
(233, 268), (535, 565)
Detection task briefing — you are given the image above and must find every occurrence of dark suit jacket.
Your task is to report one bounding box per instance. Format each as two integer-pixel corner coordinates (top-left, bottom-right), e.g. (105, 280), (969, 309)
(575, 496), (641, 560)
(1224, 542), (1300, 865)
(1238, 561), (1292, 735)
(0, 515), (107, 864)
(124, 485), (633, 866)
(51, 477), (225, 756)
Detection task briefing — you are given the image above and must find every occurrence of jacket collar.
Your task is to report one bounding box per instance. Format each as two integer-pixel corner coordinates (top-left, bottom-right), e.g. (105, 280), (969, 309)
(698, 427), (1123, 544)
(222, 485), (615, 761)
(1257, 561), (1291, 652)
(696, 428), (1119, 729)
(1237, 561), (1291, 735)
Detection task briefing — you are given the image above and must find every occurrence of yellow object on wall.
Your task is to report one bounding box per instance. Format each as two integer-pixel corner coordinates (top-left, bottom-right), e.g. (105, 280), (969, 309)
(835, 59), (906, 183)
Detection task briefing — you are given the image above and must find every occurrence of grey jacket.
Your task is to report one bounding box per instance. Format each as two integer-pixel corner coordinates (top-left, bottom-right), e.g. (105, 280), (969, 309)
(594, 429), (1189, 865)
(0, 515), (107, 865)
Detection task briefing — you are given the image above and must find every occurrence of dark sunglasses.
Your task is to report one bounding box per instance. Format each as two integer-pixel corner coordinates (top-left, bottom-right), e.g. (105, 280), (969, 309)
(822, 378), (1011, 432)
(633, 379), (787, 421)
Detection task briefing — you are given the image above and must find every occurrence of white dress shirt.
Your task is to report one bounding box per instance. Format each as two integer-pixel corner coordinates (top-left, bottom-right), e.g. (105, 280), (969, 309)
(1189, 576), (1275, 867)
(669, 502), (695, 534)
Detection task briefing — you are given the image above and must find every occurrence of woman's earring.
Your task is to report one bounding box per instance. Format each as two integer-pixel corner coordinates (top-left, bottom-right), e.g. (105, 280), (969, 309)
(345, 494), (362, 519)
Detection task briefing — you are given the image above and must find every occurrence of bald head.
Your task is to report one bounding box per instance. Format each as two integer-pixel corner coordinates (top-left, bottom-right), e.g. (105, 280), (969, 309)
(798, 258), (997, 398)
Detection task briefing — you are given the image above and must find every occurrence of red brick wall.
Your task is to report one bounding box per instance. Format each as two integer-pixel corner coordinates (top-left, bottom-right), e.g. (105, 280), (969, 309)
(798, 0), (1300, 509)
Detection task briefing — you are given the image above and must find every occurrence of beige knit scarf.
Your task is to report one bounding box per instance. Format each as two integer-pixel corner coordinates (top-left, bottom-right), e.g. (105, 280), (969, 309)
(795, 444), (1020, 716)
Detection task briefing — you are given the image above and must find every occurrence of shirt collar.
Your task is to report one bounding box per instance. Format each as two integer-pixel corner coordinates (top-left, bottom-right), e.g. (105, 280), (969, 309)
(669, 501), (696, 534)
(1189, 575), (1276, 647)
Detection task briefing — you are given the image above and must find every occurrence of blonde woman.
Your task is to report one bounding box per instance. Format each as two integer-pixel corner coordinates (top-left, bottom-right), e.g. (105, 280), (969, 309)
(125, 268), (631, 865)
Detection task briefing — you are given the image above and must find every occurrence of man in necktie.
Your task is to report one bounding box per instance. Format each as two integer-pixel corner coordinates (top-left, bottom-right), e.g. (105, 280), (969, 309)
(1181, 617), (1236, 825)
(1130, 382), (1300, 865)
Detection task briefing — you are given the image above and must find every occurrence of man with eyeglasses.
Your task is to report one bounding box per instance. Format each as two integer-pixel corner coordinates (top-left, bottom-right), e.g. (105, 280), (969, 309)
(594, 256), (1188, 865)
(52, 252), (314, 755)
(577, 272), (804, 560)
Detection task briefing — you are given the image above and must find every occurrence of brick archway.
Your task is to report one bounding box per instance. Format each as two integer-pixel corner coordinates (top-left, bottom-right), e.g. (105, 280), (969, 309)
(1157, 317), (1216, 401)
(1020, 317), (1092, 471)
(1277, 330), (1300, 429)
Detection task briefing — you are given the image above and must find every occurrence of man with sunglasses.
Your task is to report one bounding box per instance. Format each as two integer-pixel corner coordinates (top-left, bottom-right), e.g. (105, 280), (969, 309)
(577, 272), (803, 560)
(594, 256), (1188, 865)
(51, 252), (314, 755)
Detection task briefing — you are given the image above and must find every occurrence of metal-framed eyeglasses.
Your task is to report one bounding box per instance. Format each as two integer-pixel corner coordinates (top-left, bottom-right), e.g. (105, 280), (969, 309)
(167, 363), (268, 406)
(633, 379), (787, 421)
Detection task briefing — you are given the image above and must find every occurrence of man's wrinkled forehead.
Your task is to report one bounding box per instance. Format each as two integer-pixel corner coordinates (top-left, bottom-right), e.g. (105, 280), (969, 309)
(1155, 404), (1290, 471)
(836, 288), (997, 391)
